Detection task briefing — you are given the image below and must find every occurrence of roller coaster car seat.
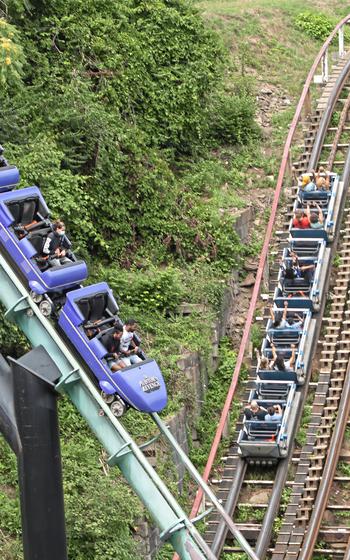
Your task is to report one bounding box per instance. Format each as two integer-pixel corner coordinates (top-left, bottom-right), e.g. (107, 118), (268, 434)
(76, 291), (119, 331)
(299, 191), (329, 204)
(7, 195), (49, 236)
(256, 383), (290, 400)
(282, 278), (311, 296)
(27, 227), (51, 270)
(246, 421), (281, 441)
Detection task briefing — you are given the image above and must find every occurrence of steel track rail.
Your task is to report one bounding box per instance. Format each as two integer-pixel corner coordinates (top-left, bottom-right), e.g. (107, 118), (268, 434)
(271, 151), (350, 559)
(206, 51), (350, 560)
(298, 362), (350, 560)
(254, 55), (350, 560)
(293, 147), (350, 560)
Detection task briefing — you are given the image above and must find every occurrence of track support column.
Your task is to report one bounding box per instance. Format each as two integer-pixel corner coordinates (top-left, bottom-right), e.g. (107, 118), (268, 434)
(0, 346), (67, 560)
(339, 26), (345, 57)
(322, 50), (329, 83)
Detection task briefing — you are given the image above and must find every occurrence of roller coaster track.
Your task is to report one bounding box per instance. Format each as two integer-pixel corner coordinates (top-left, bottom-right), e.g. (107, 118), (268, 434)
(170, 13), (350, 560)
(0, 248), (263, 559)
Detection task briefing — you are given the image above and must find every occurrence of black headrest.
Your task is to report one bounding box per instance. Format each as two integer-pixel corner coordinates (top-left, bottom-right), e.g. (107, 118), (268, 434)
(21, 198), (38, 225)
(77, 299), (90, 321)
(7, 201), (21, 223)
(89, 293), (108, 322)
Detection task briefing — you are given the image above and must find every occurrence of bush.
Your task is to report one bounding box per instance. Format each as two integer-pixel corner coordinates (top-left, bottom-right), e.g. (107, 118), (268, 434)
(294, 12), (335, 41)
(102, 266), (185, 314)
(0, 306), (28, 357)
(209, 92), (260, 145)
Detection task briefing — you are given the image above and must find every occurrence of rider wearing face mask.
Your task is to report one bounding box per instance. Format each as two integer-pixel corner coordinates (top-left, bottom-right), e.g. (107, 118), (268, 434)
(43, 219), (73, 267)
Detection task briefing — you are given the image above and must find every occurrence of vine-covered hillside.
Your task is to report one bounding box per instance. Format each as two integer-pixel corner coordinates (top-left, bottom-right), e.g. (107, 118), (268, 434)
(1, 0), (258, 267)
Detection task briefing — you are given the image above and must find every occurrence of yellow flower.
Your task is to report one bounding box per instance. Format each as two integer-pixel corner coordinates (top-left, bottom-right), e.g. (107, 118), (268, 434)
(1, 38), (10, 49)
(5, 56), (11, 65)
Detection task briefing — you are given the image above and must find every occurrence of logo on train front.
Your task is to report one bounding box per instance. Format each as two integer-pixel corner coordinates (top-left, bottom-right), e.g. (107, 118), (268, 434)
(140, 376), (161, 393)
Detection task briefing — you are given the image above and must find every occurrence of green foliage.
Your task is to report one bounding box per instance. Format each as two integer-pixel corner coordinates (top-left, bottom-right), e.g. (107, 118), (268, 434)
(236, 504), (265, 523)
(250, 323), (263, 350)
(102, 265), (185, 314)
(338, 462), (350, 477)
(222, 552), (249, 559)
(296, 403), (312, 446)
(209, 92), (260, 146)
(331, 111), (341, 127)
(0, 306), (28, 357)
(294, 12), (335, 41)
(0, 0), (258, 264)
(190, 339), (239, 470)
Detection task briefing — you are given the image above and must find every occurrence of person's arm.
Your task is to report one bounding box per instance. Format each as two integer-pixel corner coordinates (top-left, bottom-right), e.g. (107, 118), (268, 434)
(271, 343), (277, 362)
(282, 300), (288, 322)
(317, 203), (324, 224)
(289, 344), (296, 367)
(42, 236), (52, 255)
(300, 264), (315, 271)
(306, 204), (311, 220)
(255, 348), (261, 369)
(269, 304), (274, 323)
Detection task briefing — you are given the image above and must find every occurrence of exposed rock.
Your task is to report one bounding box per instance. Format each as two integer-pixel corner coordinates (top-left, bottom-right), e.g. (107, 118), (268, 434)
(260, 87), (273, 95)
(240, 272), (256, 287)
(248, 490), (270, 504)
(322, 509), (336, 524)
(244, 259), (258, 272)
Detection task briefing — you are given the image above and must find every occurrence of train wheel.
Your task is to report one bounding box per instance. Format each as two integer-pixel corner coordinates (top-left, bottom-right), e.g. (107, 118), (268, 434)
(30, 290), (43, 304)
(39, 299), (53, 317)
(101, 391), (114, 404)
(110, 398), (126, 418)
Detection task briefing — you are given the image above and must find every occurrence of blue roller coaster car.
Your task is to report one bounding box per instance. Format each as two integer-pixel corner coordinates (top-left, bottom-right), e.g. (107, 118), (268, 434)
(0, 186), (88, 303)
(237, 381), (299, 463)
(58, 282), (168, 416)
(0, 164), (20, 192)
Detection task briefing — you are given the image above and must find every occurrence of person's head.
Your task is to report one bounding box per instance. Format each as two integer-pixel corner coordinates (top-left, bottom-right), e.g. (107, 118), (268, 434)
(301, 174), (311, 187)
(260, 355), (269, 369)
(274, 353), (286, 371)
(124, 318), (138, 332)
(53, 220), (66, 236)
(267, 406), (275, 416)
(113, 323), (123, 339)
(250, 400), (259, 412)
(287, 316), (295, 326)
(294, 209), (304, 221)
(316, 177), (326, 189)
(272, 310), (282, 328)
(318, 166), (325, 174)
(310, 212), (319, 224)
(284, 265), (295, 280)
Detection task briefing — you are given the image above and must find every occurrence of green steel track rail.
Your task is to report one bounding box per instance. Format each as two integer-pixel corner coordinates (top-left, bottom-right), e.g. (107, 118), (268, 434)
(0, 250), (258, 560)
